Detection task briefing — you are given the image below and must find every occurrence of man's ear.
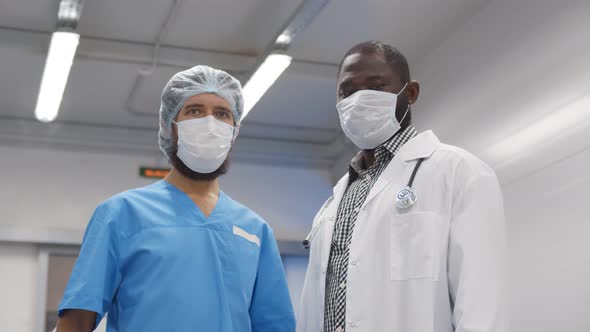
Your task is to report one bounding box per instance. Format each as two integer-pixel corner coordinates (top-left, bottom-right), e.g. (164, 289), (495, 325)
(407, 80), (420, 105)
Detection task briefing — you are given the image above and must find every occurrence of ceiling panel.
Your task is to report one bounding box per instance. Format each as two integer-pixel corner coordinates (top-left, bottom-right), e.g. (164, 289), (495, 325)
(0, 47), (45, 119)
(0, 0), (57, 32)
(78, 0), (177, 43)
(126, 67), (341, 143)
(0, 47), (339, 143)
(244, 70), (340, 131)
(165, 0), (300, 54)
(121, 67), (187, 119)
(289, 0), (490, 65)
(5, 0), (587, 176)
(57, 58), (161, 129)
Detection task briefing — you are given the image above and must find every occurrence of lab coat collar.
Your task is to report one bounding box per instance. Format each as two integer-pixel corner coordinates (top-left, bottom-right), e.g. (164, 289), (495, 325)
(330, 131), (440, 210)
(363, 130), (440, 206)
(397, 130), (440, 162)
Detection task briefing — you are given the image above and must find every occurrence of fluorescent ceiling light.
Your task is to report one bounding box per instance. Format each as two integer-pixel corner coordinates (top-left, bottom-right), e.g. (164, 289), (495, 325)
(276, 33), (292, 45)
(242, 54), (292, 119)
(486, 94), (590, 163)
(34, 31), (80, 123)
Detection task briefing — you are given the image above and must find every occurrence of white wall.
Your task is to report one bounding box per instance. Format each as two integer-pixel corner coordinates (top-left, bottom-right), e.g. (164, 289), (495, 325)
(0, 243), (37, 332)
(413, 0), (590, 166)
(283, 255), (309, 317)
(503, 148), (590, 332)
(411, 0), (590, 330)
(0, 145), (333, 241)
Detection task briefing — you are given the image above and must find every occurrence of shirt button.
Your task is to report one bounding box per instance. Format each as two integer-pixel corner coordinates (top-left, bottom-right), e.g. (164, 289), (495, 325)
(336, 327), (343, 332)
(349, 321), (358, 328)
(339, 281), (346, 289)
(366, 174), (372, 180)
(353, 207), (360, 213)
(350, 260), (358, 266)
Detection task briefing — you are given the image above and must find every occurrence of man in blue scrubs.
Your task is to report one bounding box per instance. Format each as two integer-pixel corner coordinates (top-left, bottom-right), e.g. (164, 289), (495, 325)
(56, 66), (296, 332)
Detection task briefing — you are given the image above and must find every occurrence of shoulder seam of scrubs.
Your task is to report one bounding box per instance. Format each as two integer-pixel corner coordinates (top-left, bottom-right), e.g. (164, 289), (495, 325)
(233, 225), (260, 246)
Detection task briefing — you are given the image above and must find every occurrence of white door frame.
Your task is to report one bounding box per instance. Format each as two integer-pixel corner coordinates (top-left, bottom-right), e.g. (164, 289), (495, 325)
(35, 245), (81, 332)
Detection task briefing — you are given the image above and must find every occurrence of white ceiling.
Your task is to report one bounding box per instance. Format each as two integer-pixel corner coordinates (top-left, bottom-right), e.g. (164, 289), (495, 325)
(1, 0), (589, 179)
(289, 0), (489, 64)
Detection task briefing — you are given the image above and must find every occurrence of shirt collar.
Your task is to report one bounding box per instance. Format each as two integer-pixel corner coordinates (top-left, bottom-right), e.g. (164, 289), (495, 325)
(348, 125), (418, 176)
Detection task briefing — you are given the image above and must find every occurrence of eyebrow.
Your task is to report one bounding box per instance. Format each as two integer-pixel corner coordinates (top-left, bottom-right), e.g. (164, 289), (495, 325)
(213, 106), (232, 113)
(184, 103), (203, 109)
(338, 74), (386, 88)
(184, 104), (231, 113)
(366, 75), (385, 81)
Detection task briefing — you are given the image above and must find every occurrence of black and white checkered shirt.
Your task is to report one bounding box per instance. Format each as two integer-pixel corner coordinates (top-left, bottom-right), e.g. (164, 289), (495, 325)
(324, 125), (417, 332)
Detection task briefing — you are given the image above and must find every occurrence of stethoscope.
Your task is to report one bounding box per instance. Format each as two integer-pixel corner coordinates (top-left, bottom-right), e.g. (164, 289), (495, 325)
(303, 157), (426, 249)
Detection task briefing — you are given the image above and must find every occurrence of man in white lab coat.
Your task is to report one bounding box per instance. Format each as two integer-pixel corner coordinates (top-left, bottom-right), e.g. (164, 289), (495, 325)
(298, 41), (507, 332)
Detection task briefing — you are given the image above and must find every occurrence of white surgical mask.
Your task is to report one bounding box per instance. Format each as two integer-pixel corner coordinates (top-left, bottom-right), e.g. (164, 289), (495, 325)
(175, 116), (235, 173)
(336, 84), (409, 149)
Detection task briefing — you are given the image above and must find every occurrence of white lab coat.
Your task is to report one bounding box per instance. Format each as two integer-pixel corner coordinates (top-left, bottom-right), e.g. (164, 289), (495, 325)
(298, 130), (506, 332)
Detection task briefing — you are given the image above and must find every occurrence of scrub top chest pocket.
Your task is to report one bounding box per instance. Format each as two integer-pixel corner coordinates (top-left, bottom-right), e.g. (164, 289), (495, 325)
(390, 211), (441, 281)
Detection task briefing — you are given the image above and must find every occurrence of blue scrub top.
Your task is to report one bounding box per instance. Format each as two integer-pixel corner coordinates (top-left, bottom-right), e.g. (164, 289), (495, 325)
(59, 180), (295, 332)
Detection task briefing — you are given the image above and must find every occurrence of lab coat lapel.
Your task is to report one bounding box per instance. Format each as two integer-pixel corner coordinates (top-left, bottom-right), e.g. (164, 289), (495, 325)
(364, 130), (440, 206)
(319, 174), (349, 269)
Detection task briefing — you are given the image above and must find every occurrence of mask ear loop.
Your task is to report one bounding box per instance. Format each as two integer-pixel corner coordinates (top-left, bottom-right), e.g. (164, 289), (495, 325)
(398, 82), (409, 94)
(398, 104), (410, 124)
(396, 82), (411, 124)
(232, 124), (240, 142)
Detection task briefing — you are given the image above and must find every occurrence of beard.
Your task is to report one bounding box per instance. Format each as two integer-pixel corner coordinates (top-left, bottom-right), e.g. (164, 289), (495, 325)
(169, 146), (231, 181)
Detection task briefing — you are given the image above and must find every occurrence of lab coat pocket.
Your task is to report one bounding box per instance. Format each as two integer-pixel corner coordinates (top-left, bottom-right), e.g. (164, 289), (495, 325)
(390, 212), (439, 281)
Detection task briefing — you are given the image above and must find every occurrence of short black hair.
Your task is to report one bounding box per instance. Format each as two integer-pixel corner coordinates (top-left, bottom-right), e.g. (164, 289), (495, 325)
(339, 41), (411, 83)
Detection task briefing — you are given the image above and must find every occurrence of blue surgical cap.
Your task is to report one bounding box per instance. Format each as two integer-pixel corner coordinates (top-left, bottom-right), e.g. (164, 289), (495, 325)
(158, 65), (244, 158)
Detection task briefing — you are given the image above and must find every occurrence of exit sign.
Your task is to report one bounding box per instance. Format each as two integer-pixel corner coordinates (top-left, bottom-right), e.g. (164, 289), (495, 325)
(139, 167), (170, 179)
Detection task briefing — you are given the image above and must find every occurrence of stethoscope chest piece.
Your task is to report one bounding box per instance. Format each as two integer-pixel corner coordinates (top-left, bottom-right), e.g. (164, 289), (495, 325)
(396, 157), (425, 209)
(396, 186), (417, 209)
